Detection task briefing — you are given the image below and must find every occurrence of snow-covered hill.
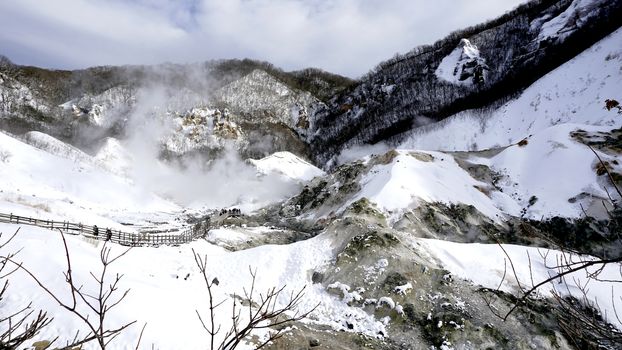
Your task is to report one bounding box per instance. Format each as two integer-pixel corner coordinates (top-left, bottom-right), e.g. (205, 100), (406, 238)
(308, 0), (622, 164)
(287, 121), (622, 225)
(478, 124), (620, 219)
(249, 151), (325, 183)
(23, 131), (94, 164)
(0, 130), (179, 228)
(537, 0), (608, 43)
(342, 150), (513, 222)
(0, 72), (49, 115)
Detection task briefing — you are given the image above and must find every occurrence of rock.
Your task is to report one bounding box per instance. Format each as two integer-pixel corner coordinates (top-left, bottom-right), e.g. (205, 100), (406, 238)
(311, 271), (324, 284)
(382, 272), (408, 292)
(308, 338), (320, 347)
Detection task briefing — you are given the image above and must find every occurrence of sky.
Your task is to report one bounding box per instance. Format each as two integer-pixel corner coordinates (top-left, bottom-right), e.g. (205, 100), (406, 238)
(0, 0), (527, 77)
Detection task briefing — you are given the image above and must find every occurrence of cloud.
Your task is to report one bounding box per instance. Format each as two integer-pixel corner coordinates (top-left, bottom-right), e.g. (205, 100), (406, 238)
(0, 0), (527, 77)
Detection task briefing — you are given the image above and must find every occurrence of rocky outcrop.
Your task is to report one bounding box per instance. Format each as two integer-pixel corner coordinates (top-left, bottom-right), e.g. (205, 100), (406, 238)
(435, 39), (489, 86)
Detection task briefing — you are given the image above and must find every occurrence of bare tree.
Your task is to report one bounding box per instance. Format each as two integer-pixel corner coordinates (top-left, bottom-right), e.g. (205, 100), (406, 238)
(484, 105), (622, 348)
(4, 229), (140, 349)
(0, 228), (53, 349)
(192, 249), (318, 350)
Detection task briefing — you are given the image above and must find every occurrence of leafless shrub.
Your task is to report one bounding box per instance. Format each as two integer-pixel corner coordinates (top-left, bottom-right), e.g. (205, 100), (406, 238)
(192, 249), (318, 349)
(0, 228), (53, 349)
(484, 114), (622, 348)
(4, 229), (143, 349)
(0, 149), (10, 163)
(484, 239), (622, 348)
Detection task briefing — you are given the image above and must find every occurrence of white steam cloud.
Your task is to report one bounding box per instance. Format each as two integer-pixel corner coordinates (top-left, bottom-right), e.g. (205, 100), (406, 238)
(120, 83), (298, 210)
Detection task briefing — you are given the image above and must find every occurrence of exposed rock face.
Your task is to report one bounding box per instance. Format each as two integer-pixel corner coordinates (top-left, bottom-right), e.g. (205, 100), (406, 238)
(214, 70), (320, 126)
(435, 39), (489, 86)
(0, 72), (55, 134)
(67, 84), (137, 127)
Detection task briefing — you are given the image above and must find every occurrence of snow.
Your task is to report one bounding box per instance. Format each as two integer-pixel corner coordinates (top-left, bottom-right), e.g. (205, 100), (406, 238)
(66, 85), (137, 127)
(537, 0), (603, 42)
(481, 123), (615, 219)
(421, 238), (622, 330)
(205, 226), (281, 248)
(377, 296), (396, 309)
(435, 39), (486, 86)
(327, 282), (363, 304)
(249, 151), (325, 183)
(0, 72), (49, 115)
(23, 131), (93, 165)
(339, 121), (619, 222)
(214, 69), (320, 128)
(394, 282), (413, 295)
(0, 224), (387, 349)
(94, 137), (134, 177)
(345, 150), (512, 222)
(0, 130), (179, 228)
(403, 27), (622, 152)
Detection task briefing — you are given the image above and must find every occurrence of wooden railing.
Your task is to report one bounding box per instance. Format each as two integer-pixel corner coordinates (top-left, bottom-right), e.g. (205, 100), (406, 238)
(0, 212), (209, 247)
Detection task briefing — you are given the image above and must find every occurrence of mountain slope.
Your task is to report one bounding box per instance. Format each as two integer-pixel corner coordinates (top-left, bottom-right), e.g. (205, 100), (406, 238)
(0, 130), (179, 228)
(400, 27), (622, 152)
(309, 0), (622, 165)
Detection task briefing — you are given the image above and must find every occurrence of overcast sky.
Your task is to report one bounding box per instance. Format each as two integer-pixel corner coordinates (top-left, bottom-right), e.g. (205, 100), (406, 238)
(0, 0), (527, 77)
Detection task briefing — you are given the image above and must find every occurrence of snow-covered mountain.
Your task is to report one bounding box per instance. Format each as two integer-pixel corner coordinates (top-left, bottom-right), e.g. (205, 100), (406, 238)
(1, 0), (622, 349)
(1, 0), (619, 167)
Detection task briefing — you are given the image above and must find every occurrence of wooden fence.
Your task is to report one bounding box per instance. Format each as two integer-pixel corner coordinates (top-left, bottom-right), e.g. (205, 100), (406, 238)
(0, 212), (209, 247)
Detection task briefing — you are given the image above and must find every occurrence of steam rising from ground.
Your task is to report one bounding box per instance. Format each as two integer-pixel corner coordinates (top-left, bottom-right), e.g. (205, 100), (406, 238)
(336, 143), (390, 166)
(119, 84), (298, 210)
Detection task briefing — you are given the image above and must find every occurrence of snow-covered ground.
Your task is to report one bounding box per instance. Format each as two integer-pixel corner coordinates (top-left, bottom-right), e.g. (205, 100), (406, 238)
(2, 220), (620, 349)
(473, 123), (619, 219)
(0, 130), (179, 230)
(0, 223), (385, 349)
